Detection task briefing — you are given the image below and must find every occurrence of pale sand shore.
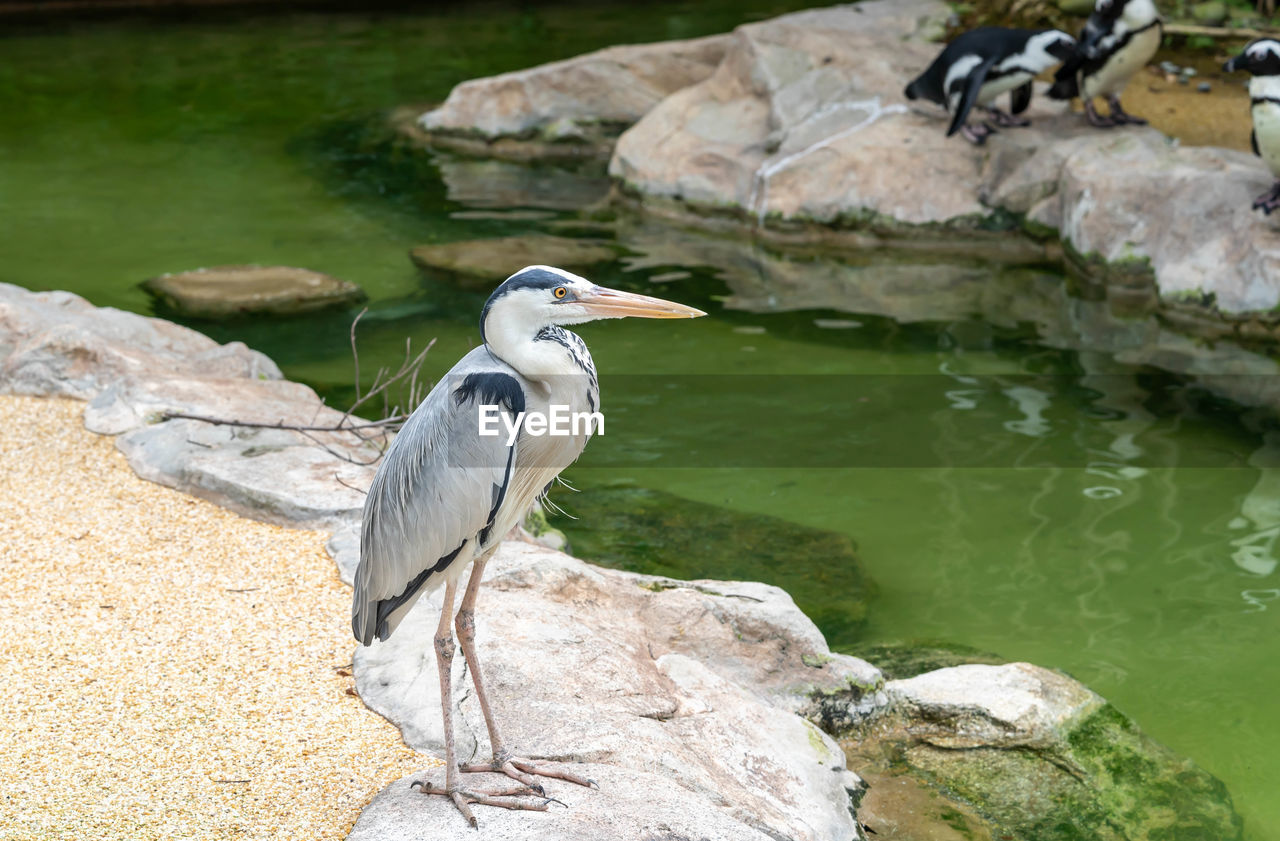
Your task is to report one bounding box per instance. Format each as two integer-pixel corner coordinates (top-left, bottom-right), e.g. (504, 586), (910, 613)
(0, 395), (436, 840)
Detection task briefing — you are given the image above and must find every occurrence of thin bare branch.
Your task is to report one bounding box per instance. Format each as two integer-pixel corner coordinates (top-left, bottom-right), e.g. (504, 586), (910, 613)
(349, 307), (368, 401)
(159, 411), (408, 432)
(160, 309), (434, 469)
(334, 473), (369, 494)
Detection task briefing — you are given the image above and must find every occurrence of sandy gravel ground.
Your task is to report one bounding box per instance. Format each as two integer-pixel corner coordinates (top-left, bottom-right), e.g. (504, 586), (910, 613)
(0, 395), (434, 840)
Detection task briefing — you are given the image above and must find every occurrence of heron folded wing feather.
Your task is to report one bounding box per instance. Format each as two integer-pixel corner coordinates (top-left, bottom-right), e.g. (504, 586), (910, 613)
(352, 350), (526, 645)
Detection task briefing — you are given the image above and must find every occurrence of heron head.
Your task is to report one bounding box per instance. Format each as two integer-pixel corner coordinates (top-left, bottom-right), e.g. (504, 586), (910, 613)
(480, 265), (705, 343)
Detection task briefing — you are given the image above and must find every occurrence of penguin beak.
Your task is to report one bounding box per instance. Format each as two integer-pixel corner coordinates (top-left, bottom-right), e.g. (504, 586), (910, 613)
(1049, 39), (1078, 62)
(575, 286), (706, 319)
(1224, 54), (1244, 73)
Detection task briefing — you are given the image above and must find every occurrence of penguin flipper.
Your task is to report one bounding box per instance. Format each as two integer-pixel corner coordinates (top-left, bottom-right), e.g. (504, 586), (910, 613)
(1010, 82), (1033, 116)
(946, 55), (999, 138)
(1253, 129), (1261, 158)
(1048, 39), (1086, 101)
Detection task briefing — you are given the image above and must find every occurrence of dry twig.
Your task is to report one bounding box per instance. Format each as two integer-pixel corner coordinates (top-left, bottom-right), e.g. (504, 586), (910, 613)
(160, 308), (434, 467)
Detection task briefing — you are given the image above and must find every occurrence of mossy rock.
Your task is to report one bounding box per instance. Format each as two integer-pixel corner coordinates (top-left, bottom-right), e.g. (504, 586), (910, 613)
(851, 639), (1005, 680)
(898, 703), (1244, 841)
(552, 485), (874, 647)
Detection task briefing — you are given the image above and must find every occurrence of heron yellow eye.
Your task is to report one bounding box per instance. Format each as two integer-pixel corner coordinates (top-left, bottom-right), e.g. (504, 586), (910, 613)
(553, 287), (567, 299)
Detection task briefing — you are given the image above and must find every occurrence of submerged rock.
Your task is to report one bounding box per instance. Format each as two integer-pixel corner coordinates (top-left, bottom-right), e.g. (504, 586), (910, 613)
(410, 235), (620, 287)
(143, 265), (366, 319)
(556, 485), (875, 647)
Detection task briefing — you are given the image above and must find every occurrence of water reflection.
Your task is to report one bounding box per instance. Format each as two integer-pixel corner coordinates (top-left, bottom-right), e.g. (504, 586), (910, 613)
(1227, 434), (1280, 578)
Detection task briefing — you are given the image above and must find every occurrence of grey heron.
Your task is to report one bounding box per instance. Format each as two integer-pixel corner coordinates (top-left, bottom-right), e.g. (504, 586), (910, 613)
(351, 265), (705, 826)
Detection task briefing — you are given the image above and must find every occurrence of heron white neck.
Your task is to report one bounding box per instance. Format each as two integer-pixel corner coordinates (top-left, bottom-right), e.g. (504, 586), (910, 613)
(483, 307), (575, 380)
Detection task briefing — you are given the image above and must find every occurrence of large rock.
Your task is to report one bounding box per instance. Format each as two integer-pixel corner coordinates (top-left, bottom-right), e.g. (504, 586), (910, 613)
(0, 283), (373, 528)
(1051, 134), (1280, 313)
(0, 283), (279, 399)
(417, 35), (730, 160)
(143, 265), (366, 319)
(606, 0), (1280, 324)
(609, 0), (980, 225)
(353, 541), (883, 841)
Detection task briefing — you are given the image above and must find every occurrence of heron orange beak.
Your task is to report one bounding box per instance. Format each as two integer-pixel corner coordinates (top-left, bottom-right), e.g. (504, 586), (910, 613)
(576, 286), (706, 319)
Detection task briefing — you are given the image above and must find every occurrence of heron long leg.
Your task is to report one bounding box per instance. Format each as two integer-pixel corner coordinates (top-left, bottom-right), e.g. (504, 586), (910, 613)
(454, 555), (506, 760)
(412, 578), (549, 826)
(454, 554), (596, 792)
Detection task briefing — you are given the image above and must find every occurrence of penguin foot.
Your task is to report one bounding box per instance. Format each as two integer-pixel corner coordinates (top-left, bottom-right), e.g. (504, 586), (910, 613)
(1252, 182), (1280, 215)
(1083, 100), (1118, 128)
(984, 108), (1031, 128)
(960, 123), (997, 145)
(1106, 96), (1147, 126)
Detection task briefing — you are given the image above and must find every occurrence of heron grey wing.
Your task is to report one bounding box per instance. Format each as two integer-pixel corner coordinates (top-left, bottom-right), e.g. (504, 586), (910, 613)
(352, 356), (525, 644)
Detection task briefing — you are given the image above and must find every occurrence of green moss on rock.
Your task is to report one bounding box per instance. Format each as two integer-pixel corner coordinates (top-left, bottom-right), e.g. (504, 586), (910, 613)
(897, 703), (1243, 841)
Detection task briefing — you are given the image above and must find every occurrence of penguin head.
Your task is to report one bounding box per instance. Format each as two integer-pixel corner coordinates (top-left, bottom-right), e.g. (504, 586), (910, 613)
(1026, 30), (1078, 67)
(1224, 39), (1280, 76)
(1093, 0), (1159, 29)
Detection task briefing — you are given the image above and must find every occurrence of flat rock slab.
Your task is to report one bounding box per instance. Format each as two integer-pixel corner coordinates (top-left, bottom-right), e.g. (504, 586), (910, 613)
(143, 265), (366, 318)
(410, 236), (620, 287)
(353, 541), (881, 841)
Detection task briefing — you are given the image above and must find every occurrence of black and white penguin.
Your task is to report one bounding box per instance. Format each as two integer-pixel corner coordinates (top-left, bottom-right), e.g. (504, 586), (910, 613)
(1048, 0), (1162, 127)
(905, 27), (1077, 145)
(1224, 39), (1280, 214)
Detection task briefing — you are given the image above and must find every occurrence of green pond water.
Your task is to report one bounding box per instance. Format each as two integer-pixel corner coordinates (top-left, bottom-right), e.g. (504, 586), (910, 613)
(2, 4), (1277, 837)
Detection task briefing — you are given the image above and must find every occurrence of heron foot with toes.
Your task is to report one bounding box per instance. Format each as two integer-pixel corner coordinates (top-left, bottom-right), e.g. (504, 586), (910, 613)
(410, 779), (555, 827)
(460, 757), (598, 792)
